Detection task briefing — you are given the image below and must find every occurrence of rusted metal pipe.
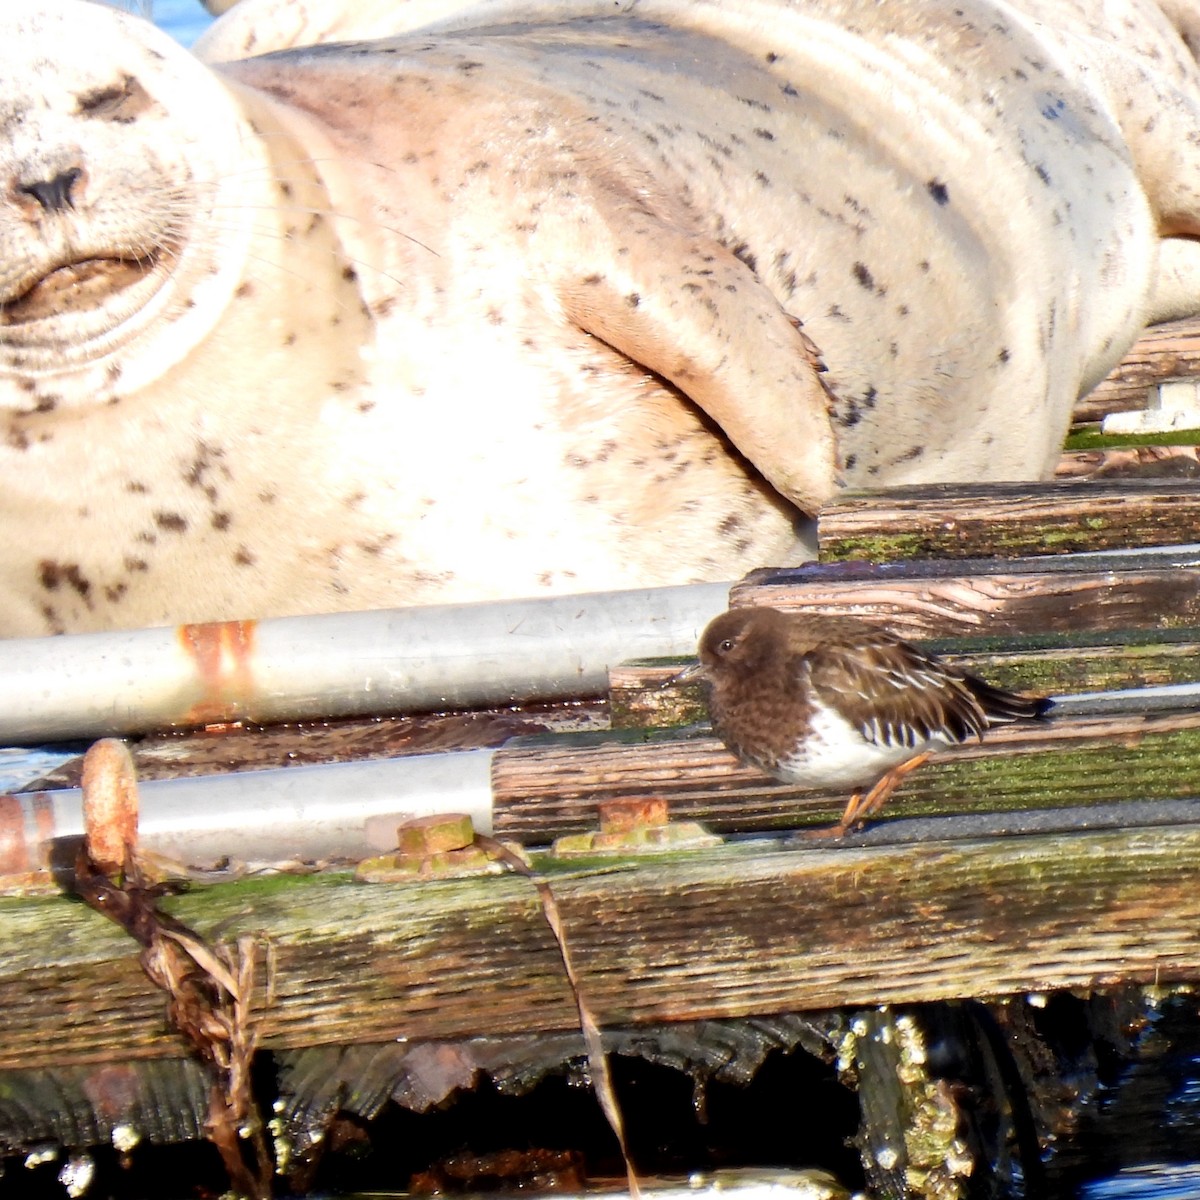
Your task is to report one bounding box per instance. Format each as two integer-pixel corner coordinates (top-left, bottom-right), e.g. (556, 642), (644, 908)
(0, 749), (498, 872)
(1, 683), (1197, 873)
(0, 582), (733, 743)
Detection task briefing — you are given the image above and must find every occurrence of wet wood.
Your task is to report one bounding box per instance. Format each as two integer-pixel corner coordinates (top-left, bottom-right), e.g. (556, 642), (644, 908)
(3, 780), (1200, 1072)
(608, 626), (1200, 729)
(1079, 315), (1200, 421)
(728, 549), (1200, 640)
(0, 1060), (209, 1151)
(816, 480), (1200, 563)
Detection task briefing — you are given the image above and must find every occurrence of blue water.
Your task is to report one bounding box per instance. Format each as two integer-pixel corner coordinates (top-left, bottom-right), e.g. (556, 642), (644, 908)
(1082, 1165), (1200, 1200)
(98, 0), (212, 45)
(152, 0), (212, 45)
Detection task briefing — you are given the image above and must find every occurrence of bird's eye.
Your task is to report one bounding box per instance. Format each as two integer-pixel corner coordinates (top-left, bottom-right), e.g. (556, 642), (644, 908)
(718, 638), (735, 654)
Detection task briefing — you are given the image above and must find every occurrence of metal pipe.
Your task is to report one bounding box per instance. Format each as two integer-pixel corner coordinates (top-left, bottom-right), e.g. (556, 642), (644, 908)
(0, 582), (733, 743)
(4, 749), (498, 872)
(4, 679), (1198, 873)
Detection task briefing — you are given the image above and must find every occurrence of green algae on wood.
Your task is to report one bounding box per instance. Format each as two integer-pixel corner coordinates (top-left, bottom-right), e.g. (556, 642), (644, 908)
(492, 713), (1200, 839)
(5, 819), (1200, 1072)
(817, 480), (1200, 563)
(1063, 427), (1200, 451)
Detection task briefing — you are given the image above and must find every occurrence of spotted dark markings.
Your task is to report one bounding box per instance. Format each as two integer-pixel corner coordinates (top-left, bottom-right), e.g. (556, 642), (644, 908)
(852, 262), (875, 291)
(927, 179), (950, 205)
(154, 511), (188, 533)
(38, 560), (91, 602)
(730, 242), (759, 275)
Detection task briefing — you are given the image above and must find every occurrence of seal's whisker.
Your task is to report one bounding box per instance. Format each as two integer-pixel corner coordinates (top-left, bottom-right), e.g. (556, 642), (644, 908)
(158, 213), (413, 304)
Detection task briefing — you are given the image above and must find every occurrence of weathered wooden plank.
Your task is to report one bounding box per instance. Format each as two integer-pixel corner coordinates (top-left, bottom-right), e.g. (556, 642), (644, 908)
(4, 809), (1200, 1071)
(817, 480), (1200, 563)
(0, 1060), (209, 1151)
(728, 550), (1200, 639)
(1078, 316), (1200, 421)
(492, 712), (1200, 838)
(1055, 445), (1200, 480)
(609, 627), (1200, 729)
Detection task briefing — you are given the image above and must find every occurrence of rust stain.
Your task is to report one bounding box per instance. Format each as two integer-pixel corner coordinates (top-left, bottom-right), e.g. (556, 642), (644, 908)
(81, 1063), (142, 1122)
(177, 619), (259, 727)
(30, 793), (55, 861)
(0, 795), (30, 873)
(0, 794), (59, 877)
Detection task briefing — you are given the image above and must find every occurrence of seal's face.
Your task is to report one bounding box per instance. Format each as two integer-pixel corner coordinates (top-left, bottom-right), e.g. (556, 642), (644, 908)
(0, 2), (253, 399)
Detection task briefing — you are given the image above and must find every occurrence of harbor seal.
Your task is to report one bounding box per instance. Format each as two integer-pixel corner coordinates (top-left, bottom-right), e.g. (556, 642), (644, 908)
(2, 2), (1200, 635)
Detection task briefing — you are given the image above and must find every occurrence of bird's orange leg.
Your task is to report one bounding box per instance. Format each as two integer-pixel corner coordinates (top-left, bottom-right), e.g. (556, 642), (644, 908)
(800, 751), (934, 839)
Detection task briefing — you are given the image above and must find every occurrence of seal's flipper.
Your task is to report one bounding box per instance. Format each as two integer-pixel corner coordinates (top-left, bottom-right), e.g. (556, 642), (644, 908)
(559, 229), (839, 516)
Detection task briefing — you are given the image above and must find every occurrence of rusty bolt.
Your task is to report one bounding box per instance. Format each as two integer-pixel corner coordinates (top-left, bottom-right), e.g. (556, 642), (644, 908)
(396, 813), (476, 856)
(597, 796), (669, 835)
(81, 739), (139, 877)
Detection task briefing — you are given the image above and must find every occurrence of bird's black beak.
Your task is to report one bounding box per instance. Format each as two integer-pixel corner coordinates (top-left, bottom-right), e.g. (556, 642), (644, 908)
(661, 661), (706, 689)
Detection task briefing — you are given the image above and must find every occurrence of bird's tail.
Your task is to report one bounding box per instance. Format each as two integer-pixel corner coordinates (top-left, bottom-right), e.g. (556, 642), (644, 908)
(967, 677), (1055, 724)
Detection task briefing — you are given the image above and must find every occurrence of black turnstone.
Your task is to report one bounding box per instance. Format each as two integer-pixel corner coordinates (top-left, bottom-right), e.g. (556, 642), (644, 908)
(683, 606), (1053, 836)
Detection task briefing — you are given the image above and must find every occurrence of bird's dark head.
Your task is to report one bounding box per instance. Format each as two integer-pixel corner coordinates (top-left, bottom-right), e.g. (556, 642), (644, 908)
(696, 607), (789, 678)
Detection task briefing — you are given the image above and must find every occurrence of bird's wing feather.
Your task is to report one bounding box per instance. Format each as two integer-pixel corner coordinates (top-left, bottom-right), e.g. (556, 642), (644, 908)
(802, 633), (989, 748)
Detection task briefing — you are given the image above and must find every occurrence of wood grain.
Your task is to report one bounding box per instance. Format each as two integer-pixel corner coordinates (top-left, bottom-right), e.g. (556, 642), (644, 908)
(817, 480), (1200, 563)
(491, 712), (1200, 838)
(729, 551), (1200, 640)
(1079, 316), (1200, 421)
(4, 805), (1200, 1071)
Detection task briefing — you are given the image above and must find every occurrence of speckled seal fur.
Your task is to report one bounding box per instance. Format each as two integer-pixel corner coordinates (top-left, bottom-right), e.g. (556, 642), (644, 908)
(2, 2), (1200, 634)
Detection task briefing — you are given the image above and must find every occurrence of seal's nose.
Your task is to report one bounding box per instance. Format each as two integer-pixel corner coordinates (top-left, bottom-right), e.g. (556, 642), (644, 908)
(17, 167), (84, 213)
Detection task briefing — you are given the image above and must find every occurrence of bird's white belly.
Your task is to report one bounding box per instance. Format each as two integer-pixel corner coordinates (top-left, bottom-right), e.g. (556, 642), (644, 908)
(774, 701), (941, 790)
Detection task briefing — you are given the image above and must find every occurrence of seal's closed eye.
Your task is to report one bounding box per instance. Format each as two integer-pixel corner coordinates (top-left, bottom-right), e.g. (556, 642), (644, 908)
(76, 74), (152, 122)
